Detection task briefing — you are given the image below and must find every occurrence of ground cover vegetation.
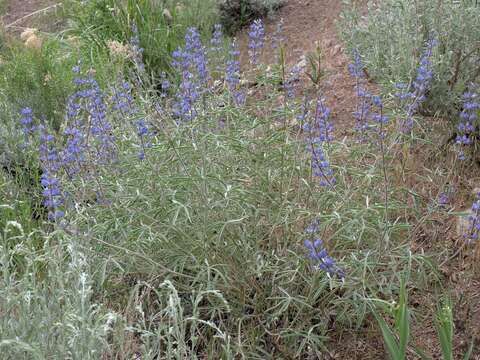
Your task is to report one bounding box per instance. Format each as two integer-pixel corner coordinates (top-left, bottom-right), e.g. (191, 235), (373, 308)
(0, 0), (479, 358)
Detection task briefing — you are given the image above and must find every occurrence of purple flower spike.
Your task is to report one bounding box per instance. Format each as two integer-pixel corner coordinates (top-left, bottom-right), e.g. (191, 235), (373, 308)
(18, 107), (37, 144)
(465, 193), (480, 243)
(39, 130), (64, 222)
(395, 37), (437, 133)
(456, 86), (479, 160)
(303, 96), (335, 187)
(304, 238), (344, 279)
(349, 50), (389, 140)
(248, 19), (265, 66)
(172, 27), (209, 122)
(136, 119), (152, 160)
(130, 23), (145, 73)
(225, 39), (245, 106)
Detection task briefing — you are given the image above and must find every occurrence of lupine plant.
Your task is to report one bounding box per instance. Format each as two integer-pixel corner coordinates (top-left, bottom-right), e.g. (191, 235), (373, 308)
(210, 24), (225, 74)
(18, 108), (36, 144)
(464, 193), (480, 243)
(349, 49), (373, 136)
(456, 87), (479, 161)
(3, 7), (480, 358)
(172, 28), (210, 122)
(39, 130), (65, 221)
(349, 50), (389, 140)
(225, 39), (245, 105)
(395, 38), (437, 132)
(303, 95), (336, 187)
(304, 239), (344, 279)
(271, 17), (285, 63)
(248, 19), (265, 65)
(130, 23), (145, 75)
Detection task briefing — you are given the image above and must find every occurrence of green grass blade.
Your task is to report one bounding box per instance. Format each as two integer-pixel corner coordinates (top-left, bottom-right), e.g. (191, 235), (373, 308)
(413, 346), (432, 360)
(435, 299), (453, 360)
(373, 311), (402, 360)
(463, 340), (474, 360)
(397, 282), (410, 359)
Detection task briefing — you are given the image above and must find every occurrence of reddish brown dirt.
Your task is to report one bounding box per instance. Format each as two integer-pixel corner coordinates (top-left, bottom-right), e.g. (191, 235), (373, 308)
(2, 0), (60, 32)
(237, 0), (371, 138)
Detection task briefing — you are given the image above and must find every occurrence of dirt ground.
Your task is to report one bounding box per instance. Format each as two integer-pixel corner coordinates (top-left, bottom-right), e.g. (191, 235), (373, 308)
(1, 0), (60, 33)
(237, 0), (372, 138)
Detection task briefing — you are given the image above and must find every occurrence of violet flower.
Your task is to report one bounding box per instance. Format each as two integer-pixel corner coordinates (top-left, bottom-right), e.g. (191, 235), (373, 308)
(303, 96), (335, 187)
(456, 87), (479, 160)
(39, 129), (64, 221)
(248, 19), (265, 65)
(395, 38), (437, 132)
(304, 239), (344, 279)
(464, 193), (480, 242)
(225, 39), (245, 106)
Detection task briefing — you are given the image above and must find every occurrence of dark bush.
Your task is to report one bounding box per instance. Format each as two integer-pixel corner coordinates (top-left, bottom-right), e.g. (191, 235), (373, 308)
(218, 0), (284, 33)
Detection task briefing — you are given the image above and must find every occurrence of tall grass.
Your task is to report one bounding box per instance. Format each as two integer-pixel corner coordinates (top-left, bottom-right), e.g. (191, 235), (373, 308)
(62, 0), (220, 78)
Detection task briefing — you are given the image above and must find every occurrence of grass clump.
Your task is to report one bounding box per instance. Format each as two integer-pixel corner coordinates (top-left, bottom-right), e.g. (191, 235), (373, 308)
(0, 227), (112, 359)
(0, 38), (77, 130)
(62, 0), (221, 79)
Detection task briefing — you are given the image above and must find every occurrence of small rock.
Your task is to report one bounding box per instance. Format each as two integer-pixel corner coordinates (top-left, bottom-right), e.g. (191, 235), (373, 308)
(175, 3), (185, 13)
(336, 58), (346, 67)
(331, 45), (342, 56)
(24, 35), (43, 50)
(20, 28), (37, 41)
(456, 210), (473, 237)
(295, 55), (307, 70)
(287, 117), (299, 127)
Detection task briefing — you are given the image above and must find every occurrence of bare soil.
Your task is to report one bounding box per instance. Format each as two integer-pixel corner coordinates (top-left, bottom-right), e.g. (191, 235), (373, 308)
(237, 0), (372, 137)
(2, 0), (61, 33)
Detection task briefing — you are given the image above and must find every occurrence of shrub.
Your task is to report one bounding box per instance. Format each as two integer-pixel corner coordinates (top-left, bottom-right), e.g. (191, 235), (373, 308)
(218, 0), (284, 33)
(341, 0), (480, 121)
(0, 226), (112, 359)
(2, 3), (478, 357)
(0, 25), (443, 357)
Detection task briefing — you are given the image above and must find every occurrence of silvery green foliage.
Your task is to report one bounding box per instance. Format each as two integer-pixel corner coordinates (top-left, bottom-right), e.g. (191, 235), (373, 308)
(341, 0), (480, 117)
(0, 227), (113, 359)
